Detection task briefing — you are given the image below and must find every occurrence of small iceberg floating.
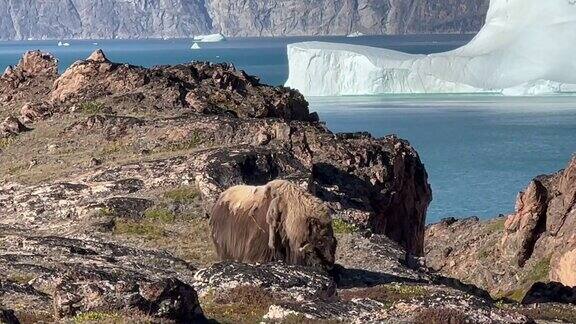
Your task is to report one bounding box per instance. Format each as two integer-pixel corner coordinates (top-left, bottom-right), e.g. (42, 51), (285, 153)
(57, 41), (70, 47)
(193, 33), (226, 43)
(346, 31), (364, 38)
(191, 42), (201, 50)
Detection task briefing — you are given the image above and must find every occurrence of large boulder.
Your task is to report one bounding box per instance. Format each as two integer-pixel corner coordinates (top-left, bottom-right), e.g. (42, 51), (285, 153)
(53, 275), (203, 321)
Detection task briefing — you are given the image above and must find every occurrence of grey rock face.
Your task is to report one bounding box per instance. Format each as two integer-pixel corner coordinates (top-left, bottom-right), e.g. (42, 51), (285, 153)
(0, 0), (489, 40)
(208, 0), (490, 37)
(0, 0), (212, 40)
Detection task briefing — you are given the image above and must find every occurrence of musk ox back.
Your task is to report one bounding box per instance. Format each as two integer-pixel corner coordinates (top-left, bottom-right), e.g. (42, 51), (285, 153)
(210, 179), (336, 269)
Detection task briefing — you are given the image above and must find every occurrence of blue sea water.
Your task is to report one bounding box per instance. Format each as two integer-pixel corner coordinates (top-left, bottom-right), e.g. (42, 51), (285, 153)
(1, 36), (575, 223)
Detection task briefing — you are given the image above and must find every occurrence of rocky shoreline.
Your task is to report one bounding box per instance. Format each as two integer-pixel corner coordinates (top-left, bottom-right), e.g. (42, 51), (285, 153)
(0, 50), (575, 323)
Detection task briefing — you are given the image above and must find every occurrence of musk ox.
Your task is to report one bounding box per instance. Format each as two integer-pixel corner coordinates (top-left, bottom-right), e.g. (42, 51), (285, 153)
(210, 179), (336, 269)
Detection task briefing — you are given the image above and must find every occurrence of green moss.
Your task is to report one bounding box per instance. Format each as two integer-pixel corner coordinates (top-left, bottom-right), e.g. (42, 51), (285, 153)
(73, 311), (120, 323)
(163, 186), (198, 204)
(201, 286), (275, 324)
(113, 219), (166, 239)
(340, 284), (426, 304)
(78, 101), (106, 114)
(527, 256), (551, 283)
(144, 207), (176, 223)
(413, 308), (470, 324)
(486, 218), (506, 233)
(332, 219), (358, 234)
(505, 288), (527, 303)
(162, 133), (202, 152)
(0, 137), (16, 150)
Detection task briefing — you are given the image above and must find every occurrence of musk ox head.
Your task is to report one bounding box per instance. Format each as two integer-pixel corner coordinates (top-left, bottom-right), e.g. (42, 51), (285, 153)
(210, 179), (337, 270)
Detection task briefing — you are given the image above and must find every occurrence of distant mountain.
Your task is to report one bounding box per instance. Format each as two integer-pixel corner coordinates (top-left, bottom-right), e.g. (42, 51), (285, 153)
(0, 0), (489, 40)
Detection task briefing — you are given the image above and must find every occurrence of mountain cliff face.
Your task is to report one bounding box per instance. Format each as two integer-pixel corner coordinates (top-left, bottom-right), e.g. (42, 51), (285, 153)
(0, 0), (212, 40)
(0, 0), (488, 40)
(208, 0), (490, 37)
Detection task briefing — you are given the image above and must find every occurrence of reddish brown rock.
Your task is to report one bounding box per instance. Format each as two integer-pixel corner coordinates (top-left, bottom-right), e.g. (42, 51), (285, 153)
(86, 49), (109, 63)
(0, 51), (58, 107)
(501, 180), (548, 266)
(20, 102), (51, 123)
(0, 116), (29, 137)
(502, 157), (576, 277)
(50, 50), (313, 121)
(426, 156), (576, 298)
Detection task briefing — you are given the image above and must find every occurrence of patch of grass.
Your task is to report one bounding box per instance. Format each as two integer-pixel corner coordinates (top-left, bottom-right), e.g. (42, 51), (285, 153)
(7, 163), (26, 175)
(201, 286), (276, 324)
(73, 311), (120, 323)
(504, 288), (527, 303)
(499, 256), (552, 302)
(161, 133), (202, 153)
(99, 140), (130, 156)
(113, 219), (166, 239)
(0, 137), (16, 150)
(332, 219), (358, 234)
(486, 218), (506, 233)
(477, 246), (493, 260)
(144, 207), (176, 223)
(527, 256), (551, 283)
(97, 207), (115, 217)
(78, 101), (106, 114)
(7, 272), (35, 284)
(164, 186), (199, 204)
(339, 284), (427, 304)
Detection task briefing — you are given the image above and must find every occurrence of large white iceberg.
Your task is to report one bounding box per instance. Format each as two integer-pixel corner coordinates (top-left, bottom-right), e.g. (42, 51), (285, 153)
(285, 0), (576, 96)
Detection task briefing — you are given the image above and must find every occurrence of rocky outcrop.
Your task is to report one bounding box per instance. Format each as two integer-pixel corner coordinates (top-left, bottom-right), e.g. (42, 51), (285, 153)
(50, 51), (312, 121)
(0, 0), (489, 40)
(0, 50), (434, 320)
(54, 276), (202, 321)
(193, 261), (336, 299)
(191, 234), (531, 323)
(0, 51), (58, 113)
(502, 156), (576, 283)
(0, 50), (431, 256)
(426, 156), (576, 301)
(0, 232), (202, 321)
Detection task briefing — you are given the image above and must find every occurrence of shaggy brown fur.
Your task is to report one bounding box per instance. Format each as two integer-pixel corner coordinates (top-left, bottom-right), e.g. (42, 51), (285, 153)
(210, 180), (336, 269)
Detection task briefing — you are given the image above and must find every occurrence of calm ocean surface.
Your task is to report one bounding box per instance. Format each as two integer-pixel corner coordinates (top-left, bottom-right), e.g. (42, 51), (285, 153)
(1, 36), (575, 222)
